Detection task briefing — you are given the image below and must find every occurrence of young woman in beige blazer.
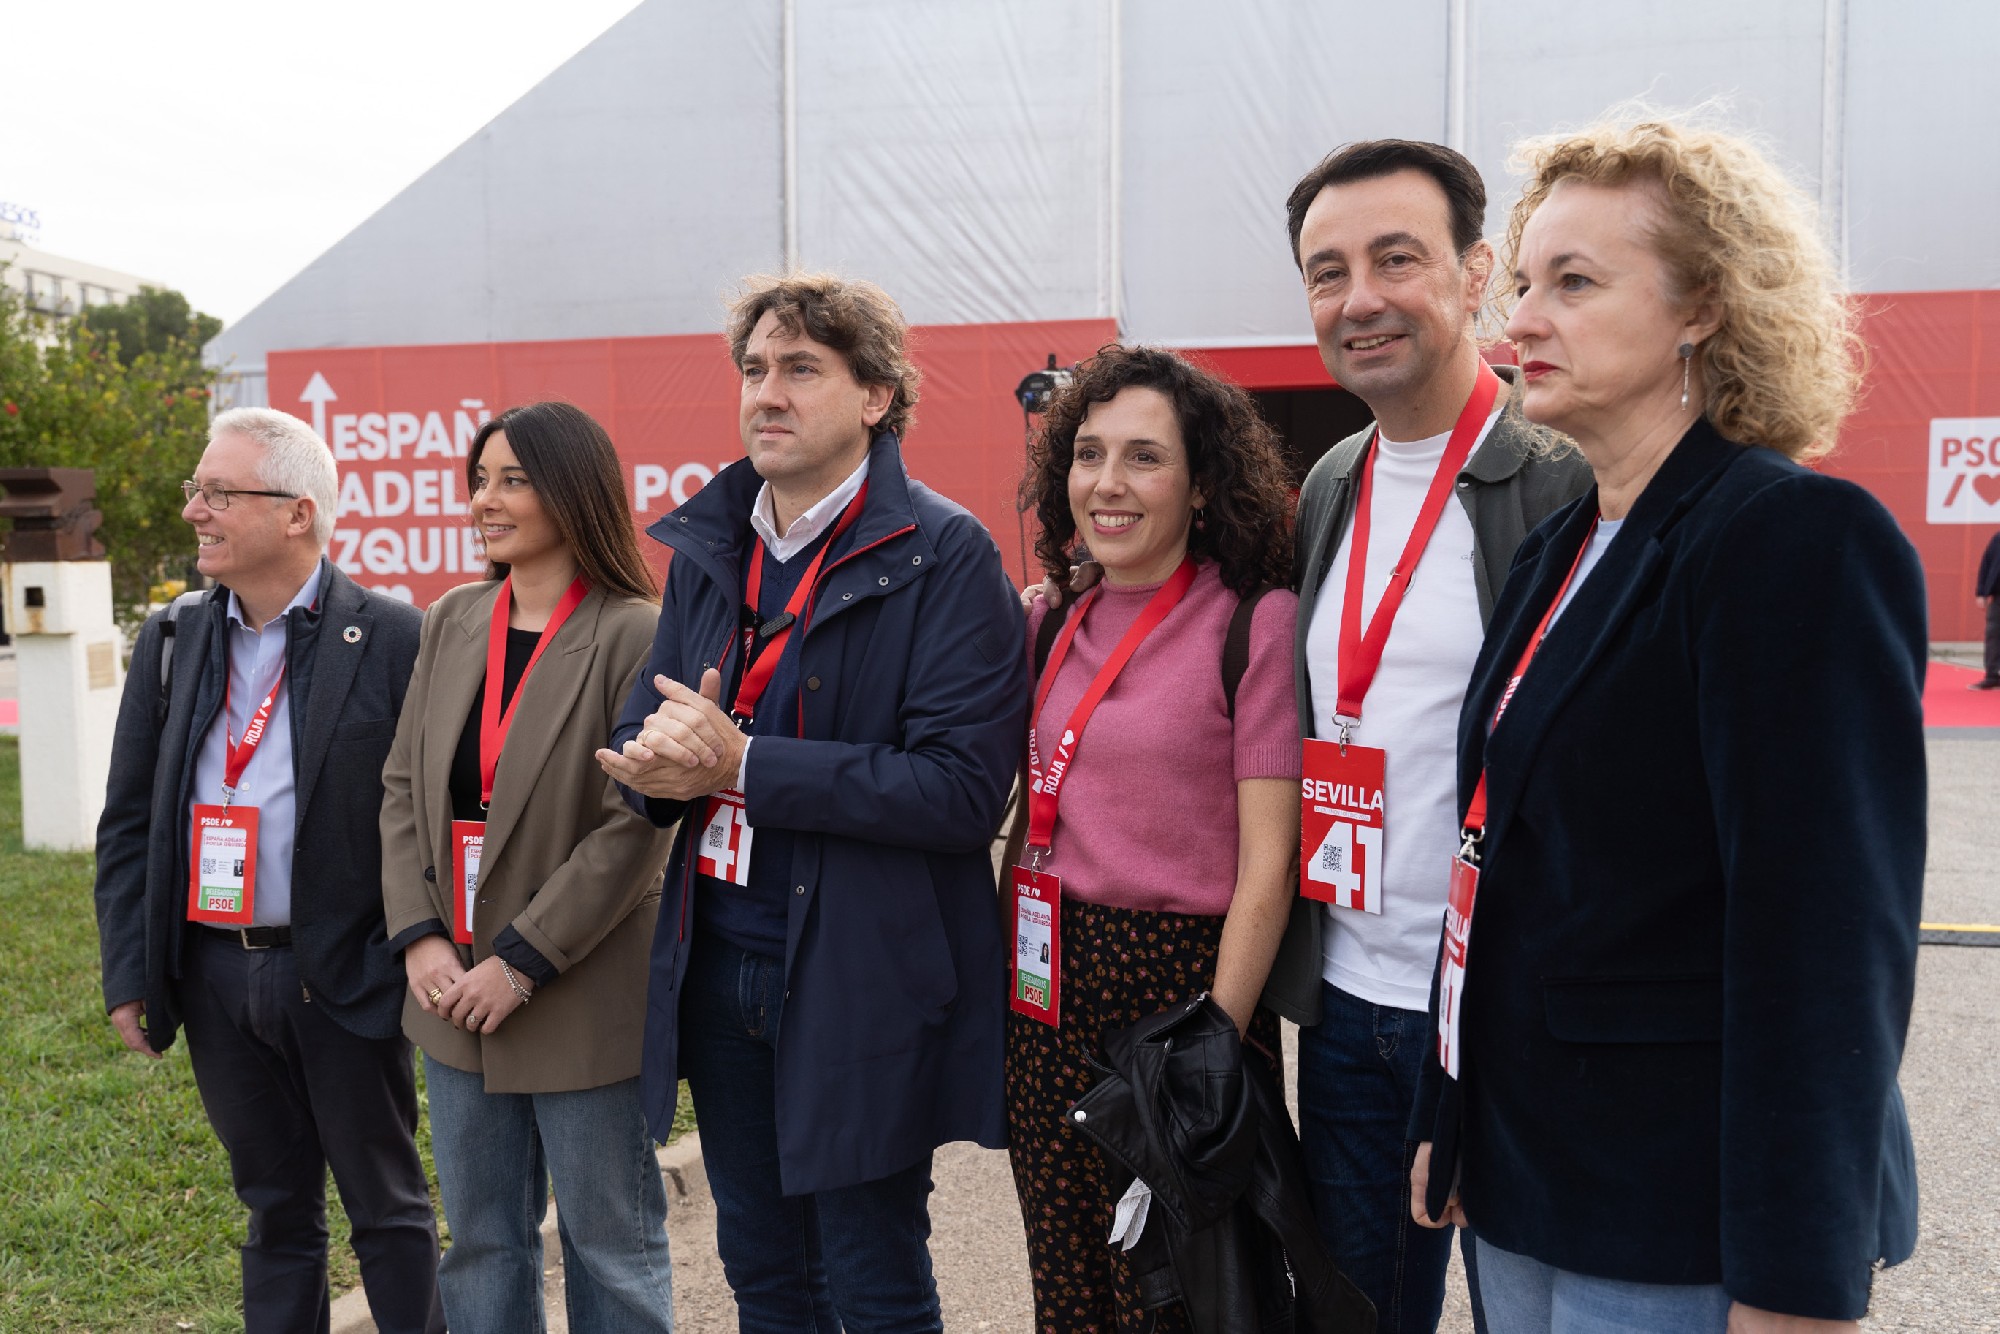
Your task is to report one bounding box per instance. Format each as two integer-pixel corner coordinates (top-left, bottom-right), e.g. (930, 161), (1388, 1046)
(380, 401), (676, 1333)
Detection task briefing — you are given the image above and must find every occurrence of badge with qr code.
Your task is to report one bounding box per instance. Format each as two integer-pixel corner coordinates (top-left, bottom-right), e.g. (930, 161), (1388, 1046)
(187, 804), (258, 925)
(1299, 739), (1386, 913)
(697, 789), (755, 886)
(1009, 864), (1061, 1026)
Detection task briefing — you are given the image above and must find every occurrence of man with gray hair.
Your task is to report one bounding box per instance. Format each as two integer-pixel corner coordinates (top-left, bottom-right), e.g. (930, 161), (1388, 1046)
(94, 408), (441, 1332)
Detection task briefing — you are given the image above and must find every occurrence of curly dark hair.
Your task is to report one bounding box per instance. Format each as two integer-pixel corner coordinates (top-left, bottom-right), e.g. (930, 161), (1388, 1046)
(1025, 345), (1293, 595)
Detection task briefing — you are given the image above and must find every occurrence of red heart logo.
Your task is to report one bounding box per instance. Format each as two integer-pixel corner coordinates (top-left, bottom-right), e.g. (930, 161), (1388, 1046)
(1974, 474), (2000, 506)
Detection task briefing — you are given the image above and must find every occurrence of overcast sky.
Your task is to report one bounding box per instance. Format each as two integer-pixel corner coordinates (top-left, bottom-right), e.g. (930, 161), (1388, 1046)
(1, 0), (645, 327)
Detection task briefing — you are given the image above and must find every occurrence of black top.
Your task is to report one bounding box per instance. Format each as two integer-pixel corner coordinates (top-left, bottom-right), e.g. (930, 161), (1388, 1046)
(448, 627), (540, 821)
(386, 621), (557, 984)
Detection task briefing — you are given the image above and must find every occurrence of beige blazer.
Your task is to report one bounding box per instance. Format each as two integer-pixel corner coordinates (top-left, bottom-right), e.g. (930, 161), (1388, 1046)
(381, 580), (673, 1093)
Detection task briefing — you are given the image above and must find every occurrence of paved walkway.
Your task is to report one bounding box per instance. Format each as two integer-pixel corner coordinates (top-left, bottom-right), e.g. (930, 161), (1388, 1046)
(662, 733), (1999, 1332)
(332, 732), (2000, 1332)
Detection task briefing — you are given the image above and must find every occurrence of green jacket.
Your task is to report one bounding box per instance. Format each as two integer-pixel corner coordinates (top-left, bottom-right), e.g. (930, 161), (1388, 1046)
(1261, 364), (1592, 1024)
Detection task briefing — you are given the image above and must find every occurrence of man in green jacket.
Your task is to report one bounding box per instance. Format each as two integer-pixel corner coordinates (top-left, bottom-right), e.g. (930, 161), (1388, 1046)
(1261, 140), (1589, 1334)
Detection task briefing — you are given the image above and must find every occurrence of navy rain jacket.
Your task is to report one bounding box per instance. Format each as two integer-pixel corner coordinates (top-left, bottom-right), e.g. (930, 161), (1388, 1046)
(612, 431), (1027, 1195)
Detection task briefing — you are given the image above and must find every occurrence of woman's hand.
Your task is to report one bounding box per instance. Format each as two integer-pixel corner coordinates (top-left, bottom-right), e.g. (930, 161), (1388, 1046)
(405, 934), (467, 1018)
(1020, 562), (1104, 615)
(1410, 1141), (1467, 1229)
(437, 956), (531, 1035)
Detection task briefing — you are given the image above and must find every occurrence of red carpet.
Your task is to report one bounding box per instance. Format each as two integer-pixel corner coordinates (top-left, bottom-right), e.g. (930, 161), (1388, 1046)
(1925, 662), (2000, 729)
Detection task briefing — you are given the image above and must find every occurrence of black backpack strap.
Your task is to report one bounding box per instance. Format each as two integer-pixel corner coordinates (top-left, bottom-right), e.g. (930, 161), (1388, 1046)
(1222, 584), (1279, 719)
(1032, 595), (1073, 680)
(155, 590), (206, 728)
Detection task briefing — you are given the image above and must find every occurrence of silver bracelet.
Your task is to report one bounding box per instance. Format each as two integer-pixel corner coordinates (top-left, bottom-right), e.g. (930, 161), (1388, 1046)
(500, 960), (532, 1004)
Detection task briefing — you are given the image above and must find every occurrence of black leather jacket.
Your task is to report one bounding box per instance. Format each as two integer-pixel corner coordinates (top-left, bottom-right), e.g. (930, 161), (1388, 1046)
(1068, 996), (1375, 1334)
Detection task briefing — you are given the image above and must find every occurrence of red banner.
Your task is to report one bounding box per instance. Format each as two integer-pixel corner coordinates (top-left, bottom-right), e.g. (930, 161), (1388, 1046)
(269, 319), (1115, 607)
(272, 292), (2000, 641)
(1821, 290), (2000, 643)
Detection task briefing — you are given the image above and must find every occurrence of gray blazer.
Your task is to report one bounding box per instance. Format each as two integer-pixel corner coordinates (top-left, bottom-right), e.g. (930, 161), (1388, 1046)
(94, 564), (423, 1049)
(1261, 365), (1592, 1024)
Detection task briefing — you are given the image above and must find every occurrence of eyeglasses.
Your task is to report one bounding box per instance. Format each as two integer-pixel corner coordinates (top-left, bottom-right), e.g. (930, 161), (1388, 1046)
(182, 480), (298, 510)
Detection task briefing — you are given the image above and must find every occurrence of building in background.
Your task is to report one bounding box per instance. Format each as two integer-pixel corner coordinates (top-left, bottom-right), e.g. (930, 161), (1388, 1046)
(2, 223), (162, 325)
(203, 0), (2000, 639)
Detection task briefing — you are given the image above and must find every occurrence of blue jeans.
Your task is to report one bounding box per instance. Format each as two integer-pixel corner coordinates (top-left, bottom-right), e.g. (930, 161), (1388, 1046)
(679, 932), (942, 1334)
(1473, 1236), (1730, 1332)
(425, 1058), (674, 1334)
(1298, 979), (1481, 1334)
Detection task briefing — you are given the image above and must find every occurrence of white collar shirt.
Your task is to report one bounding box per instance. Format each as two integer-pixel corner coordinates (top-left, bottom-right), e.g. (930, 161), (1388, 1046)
(749, 455), (871, 563)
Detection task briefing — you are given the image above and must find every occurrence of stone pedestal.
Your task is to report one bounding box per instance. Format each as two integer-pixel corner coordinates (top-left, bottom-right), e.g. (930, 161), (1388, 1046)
(3, 561), (122, 851)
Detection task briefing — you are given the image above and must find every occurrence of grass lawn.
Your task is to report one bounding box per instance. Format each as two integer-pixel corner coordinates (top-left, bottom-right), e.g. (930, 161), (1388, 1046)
(0, 736), (693, 1331)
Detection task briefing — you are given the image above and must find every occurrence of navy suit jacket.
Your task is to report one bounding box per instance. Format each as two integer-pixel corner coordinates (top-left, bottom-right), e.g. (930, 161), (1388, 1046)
(95, 564), (422, 1048)
(1414, 421), (1925, 1320)
(612, 432), (1026, 1195)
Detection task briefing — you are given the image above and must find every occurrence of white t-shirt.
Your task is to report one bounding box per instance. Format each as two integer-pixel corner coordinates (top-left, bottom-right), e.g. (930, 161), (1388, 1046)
(1306, 410), (1500, 1011)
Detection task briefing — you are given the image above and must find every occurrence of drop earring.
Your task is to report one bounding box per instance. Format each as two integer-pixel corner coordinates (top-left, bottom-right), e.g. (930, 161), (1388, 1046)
(1192, 507), (1207, 532)
(1678, 341), (1695, 412)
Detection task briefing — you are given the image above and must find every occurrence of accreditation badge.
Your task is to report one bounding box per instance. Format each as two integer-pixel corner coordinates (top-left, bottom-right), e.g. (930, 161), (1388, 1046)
(187, 804), (258, 925)
(1008, 865), (1061, 1027)
(696, 789), (755, 886)
(1299, 739), (1387, 913)
(450, 819), (485, 944)
(1436, 852), (1480, 1079)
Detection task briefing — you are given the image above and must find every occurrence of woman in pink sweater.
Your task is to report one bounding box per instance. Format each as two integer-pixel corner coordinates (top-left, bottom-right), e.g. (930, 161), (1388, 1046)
(1007, 345), (1301, 1330)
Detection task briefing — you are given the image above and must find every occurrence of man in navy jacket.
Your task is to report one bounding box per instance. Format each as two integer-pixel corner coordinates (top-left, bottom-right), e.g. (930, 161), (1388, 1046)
(599, 273), (1025, 1331)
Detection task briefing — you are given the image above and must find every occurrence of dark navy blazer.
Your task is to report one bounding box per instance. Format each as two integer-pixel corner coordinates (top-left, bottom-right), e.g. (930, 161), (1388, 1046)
(94, 564), (422, 1048)
(613, 432), (1027, 1196)
(1413, 421), (1925, 1321)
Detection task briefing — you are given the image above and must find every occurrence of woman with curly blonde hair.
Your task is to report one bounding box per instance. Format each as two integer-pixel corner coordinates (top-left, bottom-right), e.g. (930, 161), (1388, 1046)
(1408, 116), (1924, 1333)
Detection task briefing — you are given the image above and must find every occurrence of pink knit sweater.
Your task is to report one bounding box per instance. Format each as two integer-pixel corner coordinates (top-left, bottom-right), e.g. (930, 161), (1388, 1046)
(1025, 560), (1301, 916)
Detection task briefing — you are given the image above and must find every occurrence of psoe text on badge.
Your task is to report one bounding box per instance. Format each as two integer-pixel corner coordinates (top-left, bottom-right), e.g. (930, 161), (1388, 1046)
(1927, 417), (2000, 524)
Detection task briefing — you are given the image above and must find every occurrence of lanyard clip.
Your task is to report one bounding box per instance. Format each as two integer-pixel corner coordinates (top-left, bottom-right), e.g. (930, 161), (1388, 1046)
(1029, 845), (1045, 874)
(1334, 715), (1358, 754)
(1457, 827), (1483, 864)
(219, 786), (235, 813)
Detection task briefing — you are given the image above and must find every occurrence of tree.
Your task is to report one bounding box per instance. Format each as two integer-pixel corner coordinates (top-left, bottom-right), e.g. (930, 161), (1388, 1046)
(0, 282), (219, 632)
(77, 287), (223, 368)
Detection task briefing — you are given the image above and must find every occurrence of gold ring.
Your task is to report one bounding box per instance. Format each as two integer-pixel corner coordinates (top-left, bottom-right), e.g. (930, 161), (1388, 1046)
(427, 988), (443, 1004)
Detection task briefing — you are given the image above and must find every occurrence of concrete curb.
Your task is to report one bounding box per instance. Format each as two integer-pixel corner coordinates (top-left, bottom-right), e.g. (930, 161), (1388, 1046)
(329, 1131), (705, 1334)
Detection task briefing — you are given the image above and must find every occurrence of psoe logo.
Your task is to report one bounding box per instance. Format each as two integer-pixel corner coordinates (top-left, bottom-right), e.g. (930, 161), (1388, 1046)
(1928, 418), (2000, 524)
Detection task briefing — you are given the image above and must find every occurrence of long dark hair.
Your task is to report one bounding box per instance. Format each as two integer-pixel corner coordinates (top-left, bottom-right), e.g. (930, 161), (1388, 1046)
(467, 402), (656, 601)
(1025, 345), (1293, 595)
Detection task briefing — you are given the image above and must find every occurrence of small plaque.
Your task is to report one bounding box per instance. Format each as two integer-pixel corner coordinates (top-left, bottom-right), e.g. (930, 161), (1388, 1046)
(87, 640), (117, 690)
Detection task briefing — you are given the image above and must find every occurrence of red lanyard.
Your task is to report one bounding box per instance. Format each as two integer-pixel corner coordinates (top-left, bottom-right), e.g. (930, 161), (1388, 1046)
(1333, 365), (1502, 731)
(480, 575), (590, 806)
(220, 667), (285, 807)
(1461, 518), (1599, 840)
(730, 483), (868, 721)
(1025, 556), (1198, 854)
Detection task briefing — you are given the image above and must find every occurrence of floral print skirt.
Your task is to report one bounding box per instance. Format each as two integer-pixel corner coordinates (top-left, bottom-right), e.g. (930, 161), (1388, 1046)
(1004, 895), (1281, 1333)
